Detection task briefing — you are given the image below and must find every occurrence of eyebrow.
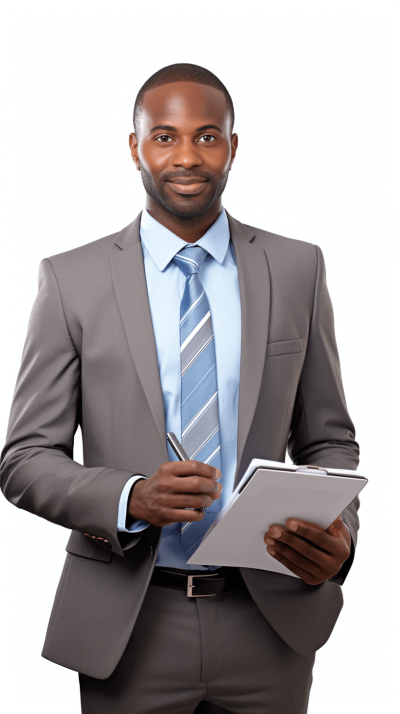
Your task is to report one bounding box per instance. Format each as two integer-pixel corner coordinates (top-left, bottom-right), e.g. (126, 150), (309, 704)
(149, 125), (177, 133)
(196, 124), (222, 133)
(149, 123), (222, 133)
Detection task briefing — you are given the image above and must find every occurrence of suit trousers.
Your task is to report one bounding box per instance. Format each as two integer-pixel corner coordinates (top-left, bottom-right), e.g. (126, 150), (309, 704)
(79, 577), (315, 714)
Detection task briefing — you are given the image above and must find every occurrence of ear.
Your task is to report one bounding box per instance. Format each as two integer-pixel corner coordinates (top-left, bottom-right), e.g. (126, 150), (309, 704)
(229, 133), (238, 170)
(129, 133), (141, 171)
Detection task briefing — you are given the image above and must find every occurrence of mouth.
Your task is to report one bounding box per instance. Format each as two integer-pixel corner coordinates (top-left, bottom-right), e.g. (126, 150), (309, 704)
(166, 177), (208, 195)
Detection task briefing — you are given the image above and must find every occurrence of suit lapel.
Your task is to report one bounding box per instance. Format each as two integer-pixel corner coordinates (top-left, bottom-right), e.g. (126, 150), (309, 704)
(110, 213), (167, 453)
(227, 213), (271, 487)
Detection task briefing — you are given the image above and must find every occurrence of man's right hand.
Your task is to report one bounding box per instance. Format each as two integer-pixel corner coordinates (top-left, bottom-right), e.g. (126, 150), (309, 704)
(127, 461), (222, 527)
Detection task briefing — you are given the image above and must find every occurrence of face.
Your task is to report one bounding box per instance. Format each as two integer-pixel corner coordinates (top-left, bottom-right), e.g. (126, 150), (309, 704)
(129, 82), (238, 218)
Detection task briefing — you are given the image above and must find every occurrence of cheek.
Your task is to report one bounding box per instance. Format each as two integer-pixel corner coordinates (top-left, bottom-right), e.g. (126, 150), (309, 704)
(212, 148), (233, 175)
(204, 142), (231, 164)
(139, 144), (171, 172)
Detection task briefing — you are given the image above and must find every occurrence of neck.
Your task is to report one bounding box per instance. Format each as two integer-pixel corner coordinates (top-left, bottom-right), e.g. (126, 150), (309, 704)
(145, 197), (222, 243)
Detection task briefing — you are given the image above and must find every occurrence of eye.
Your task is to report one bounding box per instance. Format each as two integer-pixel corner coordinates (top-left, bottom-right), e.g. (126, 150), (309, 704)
(156, 135), (172, 143)
(198, 134), (216, 143)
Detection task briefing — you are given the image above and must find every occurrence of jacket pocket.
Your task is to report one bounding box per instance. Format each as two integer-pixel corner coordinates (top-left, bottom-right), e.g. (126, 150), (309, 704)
(266, 337), (305, 358)
(65, 530), (113, 563)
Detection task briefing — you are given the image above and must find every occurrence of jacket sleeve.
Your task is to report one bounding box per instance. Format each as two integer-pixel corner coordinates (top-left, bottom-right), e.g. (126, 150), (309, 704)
(0, 258), (139, 557)
(287, 245), (361, 584)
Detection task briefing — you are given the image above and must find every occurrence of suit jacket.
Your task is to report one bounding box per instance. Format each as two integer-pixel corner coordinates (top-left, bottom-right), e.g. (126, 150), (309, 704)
(0, 211), (360, 680)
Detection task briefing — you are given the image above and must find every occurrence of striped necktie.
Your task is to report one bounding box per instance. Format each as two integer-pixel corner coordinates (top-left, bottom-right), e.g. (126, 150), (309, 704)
(173, 245), (222, 554)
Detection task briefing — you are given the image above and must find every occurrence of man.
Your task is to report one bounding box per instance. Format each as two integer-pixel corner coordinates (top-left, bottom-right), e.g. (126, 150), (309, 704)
(1, 64), (359, 714)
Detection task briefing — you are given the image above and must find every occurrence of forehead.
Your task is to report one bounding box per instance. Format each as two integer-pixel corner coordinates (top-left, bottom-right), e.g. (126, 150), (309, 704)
(138, 81), (230, 131)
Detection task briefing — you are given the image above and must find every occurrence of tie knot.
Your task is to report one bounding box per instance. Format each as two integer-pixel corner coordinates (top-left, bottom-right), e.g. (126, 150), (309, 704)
(173, 245), (208, 277)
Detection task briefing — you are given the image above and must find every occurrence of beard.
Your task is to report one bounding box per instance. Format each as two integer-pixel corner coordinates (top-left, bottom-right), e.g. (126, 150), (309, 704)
(139, 166), (230, 218)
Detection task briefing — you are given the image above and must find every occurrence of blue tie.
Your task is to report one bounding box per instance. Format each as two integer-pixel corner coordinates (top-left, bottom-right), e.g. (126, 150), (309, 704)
(173, 245), (222, 554)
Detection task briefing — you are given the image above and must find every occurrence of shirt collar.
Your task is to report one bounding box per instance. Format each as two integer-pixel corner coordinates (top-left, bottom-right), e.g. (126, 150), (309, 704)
(140, 207), (230, 272)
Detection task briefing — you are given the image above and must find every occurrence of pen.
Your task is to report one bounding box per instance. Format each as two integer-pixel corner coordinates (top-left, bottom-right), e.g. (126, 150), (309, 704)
(166, 432), (206, 515)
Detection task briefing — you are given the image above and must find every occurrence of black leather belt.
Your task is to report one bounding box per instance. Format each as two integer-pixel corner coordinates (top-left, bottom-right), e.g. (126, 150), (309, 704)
(150, 567), (243, 597)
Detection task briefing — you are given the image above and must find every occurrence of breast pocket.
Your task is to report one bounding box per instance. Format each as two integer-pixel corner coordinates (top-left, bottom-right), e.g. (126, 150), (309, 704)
(266, 337), (305, 358)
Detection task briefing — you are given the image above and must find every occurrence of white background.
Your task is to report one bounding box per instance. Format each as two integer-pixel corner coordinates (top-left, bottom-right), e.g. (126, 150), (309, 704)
(0, 1), (398, 712)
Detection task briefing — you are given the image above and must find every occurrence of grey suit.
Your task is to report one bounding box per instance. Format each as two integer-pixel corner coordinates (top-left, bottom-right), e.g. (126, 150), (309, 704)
(1, 212), (359, 688)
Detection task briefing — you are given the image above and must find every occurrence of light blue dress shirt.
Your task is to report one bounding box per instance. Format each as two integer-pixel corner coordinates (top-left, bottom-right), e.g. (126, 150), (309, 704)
(117, 207), (241, 570)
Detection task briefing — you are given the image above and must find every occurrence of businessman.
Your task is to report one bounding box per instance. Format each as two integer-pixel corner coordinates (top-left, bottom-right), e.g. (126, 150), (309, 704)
(1, 64), (359, 714)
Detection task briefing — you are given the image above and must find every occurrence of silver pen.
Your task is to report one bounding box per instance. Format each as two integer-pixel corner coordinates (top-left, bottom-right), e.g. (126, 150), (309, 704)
(166, 432), (206, 515)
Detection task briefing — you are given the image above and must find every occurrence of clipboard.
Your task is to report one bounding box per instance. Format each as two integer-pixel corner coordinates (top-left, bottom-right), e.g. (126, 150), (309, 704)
(187, 458), (367, 576)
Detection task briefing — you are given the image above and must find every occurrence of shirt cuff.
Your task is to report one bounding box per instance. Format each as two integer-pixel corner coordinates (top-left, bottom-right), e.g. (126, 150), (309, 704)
(117, 475), (150, 533)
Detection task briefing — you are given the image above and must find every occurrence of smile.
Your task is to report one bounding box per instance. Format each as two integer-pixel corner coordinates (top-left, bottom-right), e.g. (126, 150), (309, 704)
(167, 178), (208, 195)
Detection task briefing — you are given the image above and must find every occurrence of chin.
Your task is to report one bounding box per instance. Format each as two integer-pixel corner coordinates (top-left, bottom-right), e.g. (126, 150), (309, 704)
(161, 196), (217, 219)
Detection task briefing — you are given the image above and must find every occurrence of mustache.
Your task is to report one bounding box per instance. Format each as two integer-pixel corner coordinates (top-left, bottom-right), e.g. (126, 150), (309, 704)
(161, 170), (212, 182)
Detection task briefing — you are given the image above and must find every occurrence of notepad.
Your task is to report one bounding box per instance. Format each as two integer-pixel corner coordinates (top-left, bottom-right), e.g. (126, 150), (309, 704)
(187, 459), (367, 577)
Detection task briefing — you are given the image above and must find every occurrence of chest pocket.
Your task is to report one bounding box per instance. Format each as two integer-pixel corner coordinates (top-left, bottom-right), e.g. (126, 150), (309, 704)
(266, 337), (305, 358)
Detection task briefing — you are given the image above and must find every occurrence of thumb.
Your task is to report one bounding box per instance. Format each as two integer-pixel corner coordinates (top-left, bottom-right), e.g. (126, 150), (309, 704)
(326, 516), (345, 537)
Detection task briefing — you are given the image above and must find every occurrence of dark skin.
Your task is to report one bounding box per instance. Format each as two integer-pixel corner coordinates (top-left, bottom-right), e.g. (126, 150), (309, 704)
(127, 81), (351, 583)
(129, 81), (238, 242)
(264, 517), (351, 585)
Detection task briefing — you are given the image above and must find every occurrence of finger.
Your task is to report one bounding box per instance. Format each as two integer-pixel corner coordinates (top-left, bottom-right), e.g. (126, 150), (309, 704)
(282, 519), (337, 552)
(285, 518), (350, 558)
(170, 475), (223, 495)
(162, 507), (206, 524)
(264, 528), (329, 568)
(166, 493), (214, 509)
(326, 518), (351, 557)
(326, 516), (348, 538)
(266, 547), (321, 585)
(266, 537), (329, 574)
(163, 460), (221, 481)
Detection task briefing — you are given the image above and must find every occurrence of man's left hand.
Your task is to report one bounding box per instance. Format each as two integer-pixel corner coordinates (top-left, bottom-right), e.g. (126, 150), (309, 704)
(264, 517), (351, 585)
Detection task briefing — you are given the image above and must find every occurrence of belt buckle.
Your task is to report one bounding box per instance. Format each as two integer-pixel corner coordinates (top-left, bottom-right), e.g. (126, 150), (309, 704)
(187, 573), (218, 597)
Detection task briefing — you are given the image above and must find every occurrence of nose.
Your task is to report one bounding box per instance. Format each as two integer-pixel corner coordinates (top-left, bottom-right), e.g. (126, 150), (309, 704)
(172, 137), (202, 169)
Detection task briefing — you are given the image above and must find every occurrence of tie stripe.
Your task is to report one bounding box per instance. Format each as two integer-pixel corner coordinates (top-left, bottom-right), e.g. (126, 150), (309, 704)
(183, 397), (219, 458)
(180, 290), (205, 326)
(191, 425), (220, 460)
(204, 445), (221, 465)
(173, 244), (222, 552)
(180, 289), (209, 343)
(182, 363), (216, 407)
(181, 334), (213, 376)
(182, 391), (217, 438)
(180, 310), (211, 352)
(181, 340), (216, 403)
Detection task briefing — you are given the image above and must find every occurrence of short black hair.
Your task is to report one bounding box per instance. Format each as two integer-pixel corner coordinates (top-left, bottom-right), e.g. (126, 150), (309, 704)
(133, 63), (234, 134)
